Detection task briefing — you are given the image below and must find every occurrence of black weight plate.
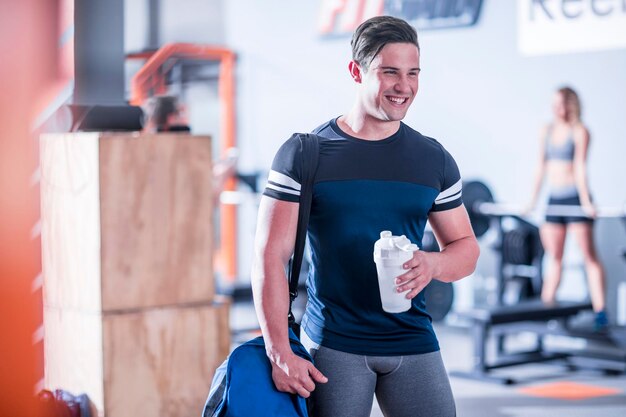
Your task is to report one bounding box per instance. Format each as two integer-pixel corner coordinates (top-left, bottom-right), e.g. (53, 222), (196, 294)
(463, 180), (494, 238)
(425, 280), (454, 322)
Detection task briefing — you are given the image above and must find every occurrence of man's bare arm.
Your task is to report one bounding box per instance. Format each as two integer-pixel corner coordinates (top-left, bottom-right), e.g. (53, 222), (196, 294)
(251, 196), (327, 397)
(395, 205), (479, 298)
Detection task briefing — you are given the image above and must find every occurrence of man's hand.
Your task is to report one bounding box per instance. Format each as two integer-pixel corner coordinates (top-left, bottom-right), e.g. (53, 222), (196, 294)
(270, 352), (328, 398)
(395, 250), (438, 299)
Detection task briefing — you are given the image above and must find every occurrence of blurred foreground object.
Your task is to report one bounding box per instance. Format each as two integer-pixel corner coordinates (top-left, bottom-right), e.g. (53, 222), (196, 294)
(0, 1), (60, 416)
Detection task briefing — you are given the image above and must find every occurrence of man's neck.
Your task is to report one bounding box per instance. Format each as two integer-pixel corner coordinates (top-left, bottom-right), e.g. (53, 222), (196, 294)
(338, 109), (401, 141)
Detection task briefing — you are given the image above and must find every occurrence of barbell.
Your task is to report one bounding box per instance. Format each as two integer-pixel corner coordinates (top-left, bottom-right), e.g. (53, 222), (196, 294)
(463, 180), (626, 238)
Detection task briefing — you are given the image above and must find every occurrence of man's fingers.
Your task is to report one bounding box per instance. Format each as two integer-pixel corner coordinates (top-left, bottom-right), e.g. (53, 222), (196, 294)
(396, 267), (422, 286)
(406, 287), (421, 299)
(397, 278), (419, 293)
(402, 256), (420, 270)
(405, 280), (430, 298)
(309, 365), (328, 383)
(276, 379), (311, 398)
(295, 385), (311, 398)
(405, 278), (432, 298)
(396, 267), (418, 283)
(273, 360), (327, 399)
(397, 274), (431, 293)
(300, 376), (316, 392)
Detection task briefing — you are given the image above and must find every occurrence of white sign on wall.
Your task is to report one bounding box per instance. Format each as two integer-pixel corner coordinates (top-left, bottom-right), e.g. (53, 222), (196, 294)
(518, 0), (626, 56)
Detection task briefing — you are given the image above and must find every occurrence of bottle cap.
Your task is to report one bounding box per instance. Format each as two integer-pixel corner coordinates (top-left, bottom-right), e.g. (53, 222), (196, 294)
(374, 231), (418, 257)
(393, 235), (412, 251)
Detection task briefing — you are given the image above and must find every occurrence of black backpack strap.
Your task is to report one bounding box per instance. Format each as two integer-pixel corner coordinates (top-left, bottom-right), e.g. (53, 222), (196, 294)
(287, 133), (320, 327)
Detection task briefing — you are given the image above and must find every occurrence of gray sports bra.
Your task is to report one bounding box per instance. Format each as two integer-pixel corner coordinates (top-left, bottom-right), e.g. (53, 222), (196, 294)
(545, 126), (575, 161)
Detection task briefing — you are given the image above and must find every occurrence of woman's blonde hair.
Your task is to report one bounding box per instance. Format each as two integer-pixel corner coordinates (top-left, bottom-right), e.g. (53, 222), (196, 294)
(558, 86), (581, 122)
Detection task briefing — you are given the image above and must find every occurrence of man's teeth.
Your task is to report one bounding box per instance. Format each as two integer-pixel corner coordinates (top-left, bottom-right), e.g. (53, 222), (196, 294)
(388, 97), (407, 104)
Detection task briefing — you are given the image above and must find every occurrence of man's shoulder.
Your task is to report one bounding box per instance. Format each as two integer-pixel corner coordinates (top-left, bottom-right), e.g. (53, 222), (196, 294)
(401, 123), (446, 153)
(311, 118), (343, 140)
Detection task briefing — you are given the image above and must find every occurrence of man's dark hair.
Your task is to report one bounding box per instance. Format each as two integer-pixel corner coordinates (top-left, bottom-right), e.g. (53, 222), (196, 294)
(351, 16), (419, 71)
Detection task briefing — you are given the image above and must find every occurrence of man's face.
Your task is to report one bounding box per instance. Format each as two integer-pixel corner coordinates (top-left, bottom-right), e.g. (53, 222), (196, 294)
(358, 42), (420, 122)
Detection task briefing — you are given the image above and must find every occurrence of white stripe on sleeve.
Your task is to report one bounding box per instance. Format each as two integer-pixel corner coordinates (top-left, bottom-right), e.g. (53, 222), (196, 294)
(265, 182), (301, 196)
(268, 170), (301, 191)
(435, 191), (462, 205)
(435, 179), (462, 203)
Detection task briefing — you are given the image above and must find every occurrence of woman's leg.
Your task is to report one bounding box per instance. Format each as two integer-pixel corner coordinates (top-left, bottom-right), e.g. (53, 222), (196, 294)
(568, 222), (606, 312)
(540, 222), (567, 303)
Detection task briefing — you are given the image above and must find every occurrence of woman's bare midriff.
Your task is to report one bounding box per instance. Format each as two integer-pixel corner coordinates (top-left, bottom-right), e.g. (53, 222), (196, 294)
(546, 160), (576, 188)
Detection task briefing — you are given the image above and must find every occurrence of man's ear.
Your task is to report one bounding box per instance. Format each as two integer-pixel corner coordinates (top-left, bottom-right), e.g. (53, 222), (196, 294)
(349, 61), (362, 83)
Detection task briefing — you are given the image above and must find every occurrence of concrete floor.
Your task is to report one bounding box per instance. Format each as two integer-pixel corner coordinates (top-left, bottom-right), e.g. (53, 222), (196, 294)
(435, 325), (626, 417)
(229, 302), (626, 417)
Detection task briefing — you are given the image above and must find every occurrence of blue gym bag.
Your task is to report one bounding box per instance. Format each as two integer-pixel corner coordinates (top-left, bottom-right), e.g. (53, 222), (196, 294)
(202, 329), (313, 417)
(202, 134), (320, 417)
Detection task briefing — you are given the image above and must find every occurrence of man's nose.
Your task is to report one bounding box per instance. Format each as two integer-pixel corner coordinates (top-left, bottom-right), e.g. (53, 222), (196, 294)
(394, 76), (412, 93)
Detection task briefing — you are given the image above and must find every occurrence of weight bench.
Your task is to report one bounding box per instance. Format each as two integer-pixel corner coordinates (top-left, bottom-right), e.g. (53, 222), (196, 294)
(451, 299), (594, 384)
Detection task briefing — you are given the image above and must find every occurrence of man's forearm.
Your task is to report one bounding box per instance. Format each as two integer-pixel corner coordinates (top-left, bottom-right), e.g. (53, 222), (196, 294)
(430, 236), (479, 282)
(251, 257), (293, 360)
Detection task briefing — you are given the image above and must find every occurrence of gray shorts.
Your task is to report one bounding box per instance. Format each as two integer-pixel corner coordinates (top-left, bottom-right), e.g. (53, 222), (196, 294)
(301, 331), (456, 417)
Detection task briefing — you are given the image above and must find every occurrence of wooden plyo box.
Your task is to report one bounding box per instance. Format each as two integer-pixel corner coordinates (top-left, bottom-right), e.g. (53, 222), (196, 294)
(43, 301), (230, 417)
(40, 133), (216, 312)
(40, 133), (230, 417)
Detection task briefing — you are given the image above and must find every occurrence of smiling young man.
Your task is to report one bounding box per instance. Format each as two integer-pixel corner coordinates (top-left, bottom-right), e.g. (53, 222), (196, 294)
(252, 16), (479, 417)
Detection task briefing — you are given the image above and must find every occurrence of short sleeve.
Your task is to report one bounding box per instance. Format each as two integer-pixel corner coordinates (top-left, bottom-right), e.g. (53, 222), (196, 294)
(431, 148), (463, 212)
(262, 134), (303, 202)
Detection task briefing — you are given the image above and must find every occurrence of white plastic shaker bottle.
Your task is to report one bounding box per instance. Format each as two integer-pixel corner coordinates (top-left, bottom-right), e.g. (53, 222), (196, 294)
(373, 231), (419, 313)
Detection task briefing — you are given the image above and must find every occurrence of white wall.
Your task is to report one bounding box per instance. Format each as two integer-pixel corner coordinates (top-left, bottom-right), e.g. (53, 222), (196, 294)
(159, 0), (225, 45)
(125, 0), (225, 51)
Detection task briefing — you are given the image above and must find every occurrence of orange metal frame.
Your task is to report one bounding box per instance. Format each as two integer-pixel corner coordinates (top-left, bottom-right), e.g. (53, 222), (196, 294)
(130, 43), (238, 281)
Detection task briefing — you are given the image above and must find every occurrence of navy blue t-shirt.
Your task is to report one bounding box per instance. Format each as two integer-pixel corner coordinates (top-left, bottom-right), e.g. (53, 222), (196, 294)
(263, 118), (463, 356)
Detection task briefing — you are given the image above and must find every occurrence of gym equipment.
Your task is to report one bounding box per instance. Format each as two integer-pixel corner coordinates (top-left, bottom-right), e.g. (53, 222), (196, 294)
(65, 104), (144, 132)
(462, 181), (494, 238)
(479, 202), (626, 218)
(463, 179), (626, 306)
(454, 180), (626, 383)
(38, 389), (94, 417)
(463, 180), (626, 232)
(425, 280), (455, 322)
(463, 179), (626, 305)
(450, 299), (626, 384)
(496, 216), (544, 305)
(421, 230), (455, 322)
(456, 183), (546, 306)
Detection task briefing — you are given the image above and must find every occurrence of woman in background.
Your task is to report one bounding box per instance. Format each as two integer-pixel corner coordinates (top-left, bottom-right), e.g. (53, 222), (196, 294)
(527, 86), (608, 331)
